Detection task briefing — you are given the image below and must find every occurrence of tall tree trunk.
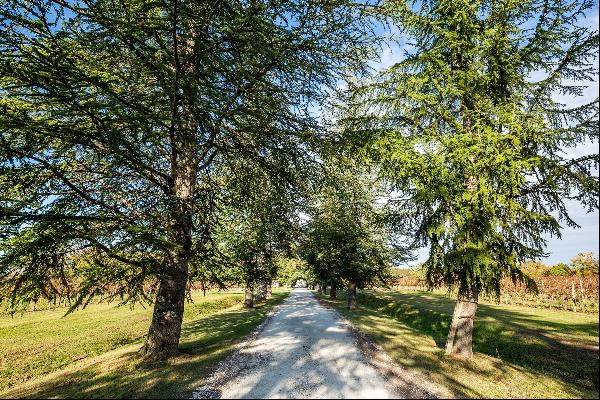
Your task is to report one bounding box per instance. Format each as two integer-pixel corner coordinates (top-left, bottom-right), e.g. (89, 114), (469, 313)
(266, 278), (272, 299)
(141, 255), (189, 357)
(445, 286), (479, 358)
(323, 283), (328, 295)
(141, 107), (196, 358)
(140, 2), (198, 359)
(141, 167), (194, 357)
(256, 278), (267, 301)
(347, 281), (357, 309)
(330, 280), (337, 299)
(244, 280), (254, 308)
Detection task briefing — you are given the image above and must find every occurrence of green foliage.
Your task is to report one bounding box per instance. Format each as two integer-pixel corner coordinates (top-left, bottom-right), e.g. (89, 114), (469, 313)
(517, 254), (600, 278)
(215, 169), (304, 287)
(546, 263), (573, 277)
(571, 252), (600, 276)
(274, 257), (310, 287)
(301, 161), (400, 288)
(216, 161), (305, 291)
(0, 0), (375, 311)
(520, 260), (550, 277)
(343, 0), (599, 296)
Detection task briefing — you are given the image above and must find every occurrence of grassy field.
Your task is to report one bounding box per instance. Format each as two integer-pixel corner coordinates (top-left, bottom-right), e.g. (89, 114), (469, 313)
(319, 289), (599, 399)
(0, 289), (289, 398)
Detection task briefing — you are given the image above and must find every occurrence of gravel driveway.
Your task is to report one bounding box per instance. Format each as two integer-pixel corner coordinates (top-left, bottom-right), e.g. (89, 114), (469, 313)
(192, 288), (399, 399)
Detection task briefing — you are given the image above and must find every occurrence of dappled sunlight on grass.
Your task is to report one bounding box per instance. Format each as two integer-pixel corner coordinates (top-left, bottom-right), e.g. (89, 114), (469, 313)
(0, 290), (246, 393)
(319, 289), (599, 398)
(0, 290), (289, 399)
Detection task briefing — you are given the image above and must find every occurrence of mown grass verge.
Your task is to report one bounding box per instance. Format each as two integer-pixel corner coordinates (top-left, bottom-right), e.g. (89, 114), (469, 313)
(0, 289), (289, 398)
(318, 289), (599, 399)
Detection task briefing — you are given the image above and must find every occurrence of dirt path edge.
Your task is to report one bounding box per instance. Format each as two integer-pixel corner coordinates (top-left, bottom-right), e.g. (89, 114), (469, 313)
(189, 297), (289, 399)
(315, 294), (441, 399)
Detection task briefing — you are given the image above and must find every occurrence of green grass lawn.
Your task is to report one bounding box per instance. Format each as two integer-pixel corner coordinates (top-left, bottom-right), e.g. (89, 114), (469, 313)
(0, 289), (289, 398)
(319, 289), (599, 399)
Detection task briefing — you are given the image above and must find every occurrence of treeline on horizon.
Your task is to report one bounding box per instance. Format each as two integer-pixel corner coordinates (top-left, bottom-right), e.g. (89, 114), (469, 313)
(387, 252), (599, 312)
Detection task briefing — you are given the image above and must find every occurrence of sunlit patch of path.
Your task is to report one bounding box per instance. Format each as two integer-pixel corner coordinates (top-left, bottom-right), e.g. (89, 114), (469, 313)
(195, 288), (399, 399)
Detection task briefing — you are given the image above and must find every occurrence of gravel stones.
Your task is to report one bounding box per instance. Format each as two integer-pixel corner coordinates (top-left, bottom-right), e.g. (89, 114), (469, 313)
(192, 289), (405, 399)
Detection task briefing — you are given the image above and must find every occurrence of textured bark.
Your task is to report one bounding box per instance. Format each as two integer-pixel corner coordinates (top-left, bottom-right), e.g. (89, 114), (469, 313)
(141, 13), (198, 358)
(244, 282), (254, 308)
(256, 278), (267, 301)
(266, 278), (272, 299)
(141, 256), (188, 358)
(347, 281), (357, 310)
(445, 286), (479, 358)
(141, 106), (196, 357)
(330, 280), (337, 299)
(141, 164), (194, 357)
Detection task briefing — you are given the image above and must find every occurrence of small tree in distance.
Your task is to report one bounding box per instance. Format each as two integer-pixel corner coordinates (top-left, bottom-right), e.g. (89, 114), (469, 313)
(546, 263), (573, 277)
(303, 162), (396, 309)
(571, 252), (599, 276)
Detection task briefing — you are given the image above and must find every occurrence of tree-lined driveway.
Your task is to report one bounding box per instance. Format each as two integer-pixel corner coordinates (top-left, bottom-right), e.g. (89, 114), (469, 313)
(193, 288), (398, 399)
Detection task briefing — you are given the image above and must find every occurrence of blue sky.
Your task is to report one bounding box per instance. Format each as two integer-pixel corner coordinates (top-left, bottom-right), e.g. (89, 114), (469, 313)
(541, 8), (600, 265)
(373, 5), (600, 266)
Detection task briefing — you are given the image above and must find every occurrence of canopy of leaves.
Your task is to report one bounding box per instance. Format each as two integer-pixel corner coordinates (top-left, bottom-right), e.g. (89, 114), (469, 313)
(301, 161), (401, 288)
(546, 263), (573, 277)
(570, 252), (599, 275)
(0, 0), (376, 310)
(342, 0), (599, 296)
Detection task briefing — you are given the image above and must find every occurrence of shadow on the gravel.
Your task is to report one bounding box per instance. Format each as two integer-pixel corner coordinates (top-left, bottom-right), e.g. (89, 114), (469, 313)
(220, 289), (394, 399)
